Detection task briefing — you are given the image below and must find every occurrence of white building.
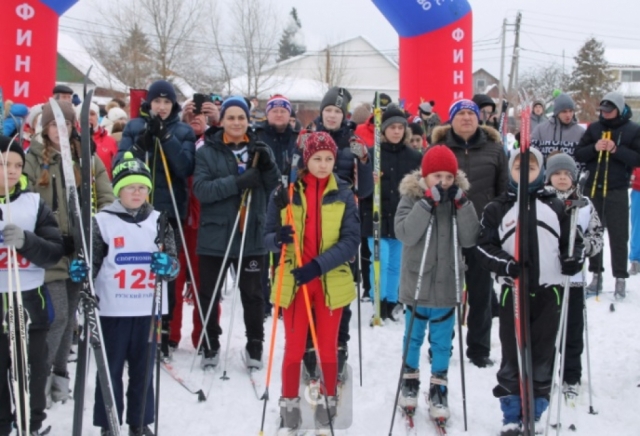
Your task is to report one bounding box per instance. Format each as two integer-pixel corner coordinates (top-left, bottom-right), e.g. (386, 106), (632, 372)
(606, 48), (640, 120)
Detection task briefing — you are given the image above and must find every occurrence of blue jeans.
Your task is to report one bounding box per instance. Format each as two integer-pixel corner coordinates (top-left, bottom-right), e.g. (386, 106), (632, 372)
(403, 306), (455, 374)
(630, 190), (640, 262)
(367, 237), (402, 303)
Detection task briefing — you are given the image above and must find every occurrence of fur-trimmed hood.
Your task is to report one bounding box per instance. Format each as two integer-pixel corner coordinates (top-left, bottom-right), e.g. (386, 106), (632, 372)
(399, 169), (470, 199)
(430, 124), (502, 146)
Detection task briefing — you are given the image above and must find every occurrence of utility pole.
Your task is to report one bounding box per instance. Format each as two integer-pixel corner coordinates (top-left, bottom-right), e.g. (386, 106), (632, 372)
(325, 46), (331, 85)
(498, 18), (507, 113)
(507, 12), (522, 97)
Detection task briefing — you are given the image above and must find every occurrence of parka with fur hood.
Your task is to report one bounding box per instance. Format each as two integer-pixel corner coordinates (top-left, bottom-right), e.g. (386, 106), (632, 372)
(394, 170), (479, 308)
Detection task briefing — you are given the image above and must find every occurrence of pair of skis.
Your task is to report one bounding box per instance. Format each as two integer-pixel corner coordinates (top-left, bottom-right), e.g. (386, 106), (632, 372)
(49, 81), (121, 435)
(371, 92), (383, 326)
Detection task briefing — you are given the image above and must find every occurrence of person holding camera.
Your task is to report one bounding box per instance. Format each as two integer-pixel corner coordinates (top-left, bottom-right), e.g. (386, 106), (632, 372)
(115, 79), (196, 361)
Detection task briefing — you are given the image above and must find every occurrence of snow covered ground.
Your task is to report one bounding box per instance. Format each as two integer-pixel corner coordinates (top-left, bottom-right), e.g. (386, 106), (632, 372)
(47, 238), (640, 435)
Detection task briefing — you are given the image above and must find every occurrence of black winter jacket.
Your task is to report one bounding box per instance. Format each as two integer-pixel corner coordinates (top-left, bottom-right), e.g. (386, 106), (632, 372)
(360, 141), (422, 238)
(115, 106), (196, 220)
(314, 118), (374, 199)
(574, 107), (640, 193)
(193, 128), (280, 258)
(431, 125), (509, 218)
(0, 183), (64, 330)
(255, 122), (298, 179)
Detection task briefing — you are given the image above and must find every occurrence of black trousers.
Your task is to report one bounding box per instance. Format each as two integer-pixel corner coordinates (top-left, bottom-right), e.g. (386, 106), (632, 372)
(262, 253), (273, 314)
(464, 246), (494, 359)
(199, 255), (265, 351)
(0, 327), (48, 433)
(563, 286), (585, 385)
(495, 285), (561, 398)
(360, 237), (372, 296)
(588, 188), (629, 278)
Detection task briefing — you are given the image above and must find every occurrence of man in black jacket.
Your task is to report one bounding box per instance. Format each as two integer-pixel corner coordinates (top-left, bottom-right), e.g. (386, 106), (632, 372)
(431, 99), (508, 368)
(575, 91), (640, 298)
(255, 94), (299, 318)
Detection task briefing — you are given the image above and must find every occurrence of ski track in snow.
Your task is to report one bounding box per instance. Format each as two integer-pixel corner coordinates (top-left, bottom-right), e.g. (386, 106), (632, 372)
(46, 237), (640, 435)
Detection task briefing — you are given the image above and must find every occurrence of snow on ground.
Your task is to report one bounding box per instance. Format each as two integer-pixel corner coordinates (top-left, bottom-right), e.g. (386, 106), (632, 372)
(47, 237), (640, 435)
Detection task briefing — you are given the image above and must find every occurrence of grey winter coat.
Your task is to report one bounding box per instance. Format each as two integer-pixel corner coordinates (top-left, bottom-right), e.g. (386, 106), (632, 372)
(395, 170), (479, 308)
(531, 117), (585, 162)
(193, 129), (280, 258)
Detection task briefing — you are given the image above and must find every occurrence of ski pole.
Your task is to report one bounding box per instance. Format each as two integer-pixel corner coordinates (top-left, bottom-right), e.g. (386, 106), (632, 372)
(353, 156), (363, 387)
(219, 156), (260, 381)
(372, 91), (383, 326)
(139, 212), (167, 435)
(451, 204), (468, 431)
(190, 155), (259, 373)
(157, 143), (212, 351)
(388, 214), (434, 436)
(583, 285), (597, 415)
(286, 183), (336, 436)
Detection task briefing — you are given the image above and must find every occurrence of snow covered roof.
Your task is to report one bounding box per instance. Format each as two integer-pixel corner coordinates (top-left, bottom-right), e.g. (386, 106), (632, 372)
(57, 32), (128, 93)
(227, 75), (329, 101)
(167, 75), (197, 99)
(606, 48), (640, 68)
(617, 82), (640, 98)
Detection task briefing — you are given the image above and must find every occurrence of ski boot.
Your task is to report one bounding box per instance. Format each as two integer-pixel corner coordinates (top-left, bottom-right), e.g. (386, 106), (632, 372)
(278, 397), (302, 435)
(428, 373), (450, 425)
(129, 425), (154, 436)
(386, 301), (403, 322)
(337, 343), (348, 383)
(629, 260), (640, 275)
(563, 381), (580, 408)
(200, 348), (220, 370)
(499, 395), (522, 436)
(244, 339), (263, 370)
(614, 278), (626, 299)
(314, 395), (337, 433)
(51, 372), (71, 403)
(585, 273), (602, 295)
(398, 366), (420, 412)
(360, 288), (371, 302)
(534, 397), (549, 434)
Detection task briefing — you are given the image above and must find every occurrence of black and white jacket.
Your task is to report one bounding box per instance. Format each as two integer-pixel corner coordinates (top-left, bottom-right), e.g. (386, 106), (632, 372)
(477, 187), (583, 290)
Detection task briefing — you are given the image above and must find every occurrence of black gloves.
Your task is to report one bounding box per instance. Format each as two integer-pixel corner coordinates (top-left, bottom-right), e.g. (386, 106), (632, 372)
(276, 225), (294, 246)
(291, 260), (322, 286)
(505, 259), (521, 279)
(62, 235), (75, 257)
(252, 142), (274, 171)
(235, 168), (261, 191)
(134, 129), (154, 154)
(148, 116), (167, 139)
(561, 255), (584, 276)
(273, 184), (289, 210)
(421, 183), (445, 211)
(447, 184), (469, 209)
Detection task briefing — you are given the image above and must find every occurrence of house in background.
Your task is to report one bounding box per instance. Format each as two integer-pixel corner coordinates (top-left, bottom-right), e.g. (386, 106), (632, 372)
(227, 36), (399, 126)
(472, 68), (501, 98)
(606, 48), (640, 122)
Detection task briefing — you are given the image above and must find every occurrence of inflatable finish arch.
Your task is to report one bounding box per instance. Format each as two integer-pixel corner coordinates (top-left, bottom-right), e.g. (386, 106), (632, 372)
(0, 0), (78, 106)
(372, 0), (473, 120)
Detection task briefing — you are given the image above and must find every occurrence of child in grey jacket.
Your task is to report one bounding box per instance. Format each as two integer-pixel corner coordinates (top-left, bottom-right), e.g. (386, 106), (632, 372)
(394, 145), (479, 422)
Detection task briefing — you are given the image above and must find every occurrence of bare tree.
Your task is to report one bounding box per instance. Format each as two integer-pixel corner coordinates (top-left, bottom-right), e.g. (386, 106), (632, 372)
(89, 0), (208, 92)
(519, 64), (571, 103)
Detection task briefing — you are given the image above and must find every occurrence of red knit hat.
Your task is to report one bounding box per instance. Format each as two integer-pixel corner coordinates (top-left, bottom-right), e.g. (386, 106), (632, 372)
(421, 145), (458, 177)
(303, 132), (337, 166)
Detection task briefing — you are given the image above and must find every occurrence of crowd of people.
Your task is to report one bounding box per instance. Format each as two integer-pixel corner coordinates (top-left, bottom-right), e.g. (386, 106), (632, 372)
(1, 79), (639, 436)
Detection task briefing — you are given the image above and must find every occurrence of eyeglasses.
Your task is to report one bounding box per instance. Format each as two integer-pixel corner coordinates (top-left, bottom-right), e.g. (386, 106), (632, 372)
(122, 185), (150, 194)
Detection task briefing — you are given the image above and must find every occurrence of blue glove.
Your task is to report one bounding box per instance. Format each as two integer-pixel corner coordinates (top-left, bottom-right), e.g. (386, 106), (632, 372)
(291, 260), (322, 286)
(69, 259), (89, 283)
(151, 252), (179, 279)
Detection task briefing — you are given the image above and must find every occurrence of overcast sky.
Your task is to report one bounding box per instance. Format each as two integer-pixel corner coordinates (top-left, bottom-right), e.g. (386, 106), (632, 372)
(62, 0), (640, 78)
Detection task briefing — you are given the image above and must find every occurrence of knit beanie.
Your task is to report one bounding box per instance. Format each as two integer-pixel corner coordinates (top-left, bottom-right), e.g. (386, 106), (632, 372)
(472, 94), (496, 112)
(0, 135), (25, 164)
(421, 145), (458, 177)
(265, 94), (292, 114)
(303, 132), (338, 166)
(545, 153), (578, 183)
(112, 152), (153, 196)
(508, 147), (545, 192)
(409, 122), (424, 136)
(419, 101), (434, 115)
(147, 80), (177, 105)
(320, 87), (352, 114)
(374, 93), (392, 110)
(220, 96), (250, 120)
(381, 104), (408, 133)
(553, 93), (575, 117)
(40, 101), (77, 130)
(449, 99), (480, 121)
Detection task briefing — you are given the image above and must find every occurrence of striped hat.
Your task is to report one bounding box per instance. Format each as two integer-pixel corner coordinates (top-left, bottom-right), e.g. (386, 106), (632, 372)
(266, 94), (292, 114)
